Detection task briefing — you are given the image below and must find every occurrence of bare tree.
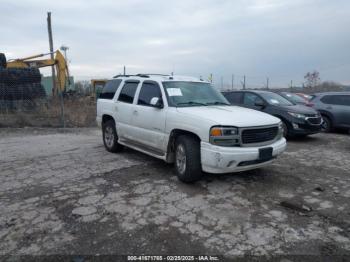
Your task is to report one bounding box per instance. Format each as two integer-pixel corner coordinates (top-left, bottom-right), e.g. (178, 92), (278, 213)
(304, 70), (320, 88)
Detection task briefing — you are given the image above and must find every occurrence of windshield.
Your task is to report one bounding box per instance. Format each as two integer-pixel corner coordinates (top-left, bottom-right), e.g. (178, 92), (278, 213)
(163, 81), (230, 107)
(281, 92), (306, 104)
(260, 92), (294, 106)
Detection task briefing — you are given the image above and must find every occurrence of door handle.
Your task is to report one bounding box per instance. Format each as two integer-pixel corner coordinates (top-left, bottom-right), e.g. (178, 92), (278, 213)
(133, 110), (138, 115)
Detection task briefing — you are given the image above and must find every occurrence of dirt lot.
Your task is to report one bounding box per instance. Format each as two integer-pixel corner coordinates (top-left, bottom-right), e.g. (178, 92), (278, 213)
(0, 128), (349, 259)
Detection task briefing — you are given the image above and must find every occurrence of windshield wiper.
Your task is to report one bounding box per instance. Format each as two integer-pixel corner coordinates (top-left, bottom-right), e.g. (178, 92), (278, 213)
(176, 101), (208, 107)
(206, 101), (230, 106)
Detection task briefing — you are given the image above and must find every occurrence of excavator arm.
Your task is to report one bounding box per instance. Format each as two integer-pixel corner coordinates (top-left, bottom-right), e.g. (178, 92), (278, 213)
(6, 50), (69, 93)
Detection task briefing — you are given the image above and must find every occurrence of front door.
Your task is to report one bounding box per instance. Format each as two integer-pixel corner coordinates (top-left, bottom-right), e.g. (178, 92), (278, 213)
(131, 81), (167, 154)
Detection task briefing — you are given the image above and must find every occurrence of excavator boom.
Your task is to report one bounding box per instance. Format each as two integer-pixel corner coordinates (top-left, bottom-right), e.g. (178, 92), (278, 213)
(6, 50), (69, 94)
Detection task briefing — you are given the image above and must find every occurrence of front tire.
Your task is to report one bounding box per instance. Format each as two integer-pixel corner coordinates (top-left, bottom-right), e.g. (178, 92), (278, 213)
(175, 135), (202, 183)
(321, 115), (332, 133)
(102, 120), (124, 153)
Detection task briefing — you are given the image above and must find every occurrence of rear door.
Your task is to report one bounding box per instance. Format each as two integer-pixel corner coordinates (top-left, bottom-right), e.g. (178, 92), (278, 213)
(131, 81), (167, 154)
(321, 95), (350, 127)
(115, 80), (140, 140)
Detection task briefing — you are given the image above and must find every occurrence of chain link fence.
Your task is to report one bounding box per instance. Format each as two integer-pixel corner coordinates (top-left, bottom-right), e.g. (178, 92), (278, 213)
(0, 67), (96, 128)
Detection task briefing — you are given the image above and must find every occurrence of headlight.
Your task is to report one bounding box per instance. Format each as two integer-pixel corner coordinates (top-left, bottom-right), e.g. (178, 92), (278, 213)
(288, 112), (306, 119)
(209, 126), (240, 146)
(277, 122), (284, 139)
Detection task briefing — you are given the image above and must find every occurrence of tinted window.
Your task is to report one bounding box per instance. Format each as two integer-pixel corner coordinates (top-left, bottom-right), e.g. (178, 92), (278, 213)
(243, 93), (264, 106)
(99, 79), (122, 99)
(223, 92), (243, 104)
(118, 81), (139, 103)
(138, 82), (162, 106)
(321, 95), (350, 106)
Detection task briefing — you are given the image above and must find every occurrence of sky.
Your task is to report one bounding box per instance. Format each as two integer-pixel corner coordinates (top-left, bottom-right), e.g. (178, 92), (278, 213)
(1, 0), (350, 88)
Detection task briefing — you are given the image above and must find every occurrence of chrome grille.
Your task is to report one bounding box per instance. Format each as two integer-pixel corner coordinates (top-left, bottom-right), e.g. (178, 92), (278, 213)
(241, 126), (279, 144)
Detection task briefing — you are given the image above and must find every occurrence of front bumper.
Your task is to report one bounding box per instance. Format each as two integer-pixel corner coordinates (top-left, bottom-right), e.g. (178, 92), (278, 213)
(201, 138), (287, 174)
(289, 119), (322, 135)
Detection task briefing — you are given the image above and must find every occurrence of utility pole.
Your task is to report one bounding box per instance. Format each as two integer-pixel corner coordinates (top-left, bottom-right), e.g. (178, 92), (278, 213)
(221, 76), (223, 90)
(241, 75), (246, 90)
(266, 77), (269, 89)
(231, 74), (234, 90)
(290, 80), (293, 90)
(47, 12), (57, 96)
(123, 66), (126, 76)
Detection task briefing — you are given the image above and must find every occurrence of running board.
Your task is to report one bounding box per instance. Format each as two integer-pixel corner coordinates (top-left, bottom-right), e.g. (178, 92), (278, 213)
(119, 138), (166, 159)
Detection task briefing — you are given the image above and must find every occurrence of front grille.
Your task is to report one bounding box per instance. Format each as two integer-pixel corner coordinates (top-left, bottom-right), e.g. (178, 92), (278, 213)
(241, 126), (278, 144)
(307, 117), (322, 125)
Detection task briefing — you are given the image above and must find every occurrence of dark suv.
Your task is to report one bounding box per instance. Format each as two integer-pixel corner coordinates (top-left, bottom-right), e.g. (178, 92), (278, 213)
(310, 92), (350, 132)
(222, 90), (322, 137)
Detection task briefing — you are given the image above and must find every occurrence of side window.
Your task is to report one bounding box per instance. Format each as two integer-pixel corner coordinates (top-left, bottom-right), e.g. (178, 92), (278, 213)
(321, 95), (335, 105)
(321, 95), (350, 106)
(118, 81), (139, 104)
(99, 79), (122, 99)
(243, 93), (263, 106)
(224, 92), (242, 104)
(138, 82), (162, 106)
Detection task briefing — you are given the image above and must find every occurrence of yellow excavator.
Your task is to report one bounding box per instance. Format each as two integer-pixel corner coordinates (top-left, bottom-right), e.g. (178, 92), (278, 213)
(5, 50), (70, 95)
(91, 79), (107, 100)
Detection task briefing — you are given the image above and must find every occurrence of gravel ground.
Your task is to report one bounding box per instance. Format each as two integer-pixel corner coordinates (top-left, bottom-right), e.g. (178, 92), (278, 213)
(0, 128), (349, 260)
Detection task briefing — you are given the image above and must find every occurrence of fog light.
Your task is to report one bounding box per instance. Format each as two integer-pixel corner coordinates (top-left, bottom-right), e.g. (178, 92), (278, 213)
(227, 160), (236, 167)
(292, 123), (299, 129)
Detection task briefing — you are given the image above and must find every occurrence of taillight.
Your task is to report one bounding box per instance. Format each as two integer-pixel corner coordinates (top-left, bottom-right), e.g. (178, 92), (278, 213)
(306, 102), (314, 107)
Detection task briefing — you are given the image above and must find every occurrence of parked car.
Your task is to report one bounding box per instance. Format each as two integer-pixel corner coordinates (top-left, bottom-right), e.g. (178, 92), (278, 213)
(222, 90), (322, 137)
(310, 92), (350, 132)
(97, 74), (287, 183)
(278, 91), (313, 106)
(296, 93), (313, 101)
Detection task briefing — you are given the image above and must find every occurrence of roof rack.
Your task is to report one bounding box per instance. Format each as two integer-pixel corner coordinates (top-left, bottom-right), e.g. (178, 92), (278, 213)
(113, 73), (170, 79)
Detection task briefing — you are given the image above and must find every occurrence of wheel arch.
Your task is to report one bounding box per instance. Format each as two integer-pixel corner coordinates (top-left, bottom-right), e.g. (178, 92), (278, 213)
(102, 114), (115, 126)
(318, 110), (334, 122)
(166, 129), (201, 163)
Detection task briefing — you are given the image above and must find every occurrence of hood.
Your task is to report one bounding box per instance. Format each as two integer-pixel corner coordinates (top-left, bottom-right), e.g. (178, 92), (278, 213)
(276, 104), (318, 115)
(176, 105), (280, 127)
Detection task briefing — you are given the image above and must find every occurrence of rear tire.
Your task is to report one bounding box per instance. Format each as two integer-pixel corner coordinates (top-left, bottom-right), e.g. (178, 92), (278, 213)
(321, 115), (332, 133)
(102, 120), (124, 153)
(175, 135), (202, 183)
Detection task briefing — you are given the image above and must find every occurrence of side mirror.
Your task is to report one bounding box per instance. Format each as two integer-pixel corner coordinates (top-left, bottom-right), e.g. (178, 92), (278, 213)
(150, 97), (163, 108)
(254, 100), (265, 108)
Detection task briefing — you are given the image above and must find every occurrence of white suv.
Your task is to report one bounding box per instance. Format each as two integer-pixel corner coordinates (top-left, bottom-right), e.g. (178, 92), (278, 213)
(96, 74), (287, 182)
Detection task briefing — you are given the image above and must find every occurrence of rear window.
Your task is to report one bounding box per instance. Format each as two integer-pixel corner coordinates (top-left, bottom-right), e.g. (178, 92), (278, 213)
(99, 79), (122, 99)
(118, 81), (139, 104)
(223, 92), (243, 104)
(321, 95), (350, 106)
